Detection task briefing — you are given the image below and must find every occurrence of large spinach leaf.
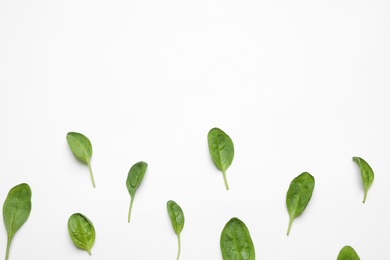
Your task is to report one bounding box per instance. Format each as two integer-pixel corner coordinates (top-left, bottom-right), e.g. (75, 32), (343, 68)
(337, 245), (360, 260)
(126, 161), (148, 222)
(353, 156), (374, 203)
(66, 132), (96, 187)
(208, 127), (234, 190)
(286, 172), (315, 235)
(3, 183), (32, 260)
(220, 217), (255, 260)
(167, 200), (185, 260)
(68, 213), (96, 255)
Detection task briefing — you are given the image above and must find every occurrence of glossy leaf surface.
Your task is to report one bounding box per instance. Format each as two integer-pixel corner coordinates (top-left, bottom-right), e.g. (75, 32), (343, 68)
(3, 183), (32, 260)
(220, 217), (255, 260)
(167, 200), (184, 260)
(286, 172), (315, 235)
(66, 132), (96, 187)
(126, 161), (148, 222)
(68, 213), (95, 255)
(207, 127), (234, 190)
(353, 156), (374, 203)
(337, 245), (360, 260)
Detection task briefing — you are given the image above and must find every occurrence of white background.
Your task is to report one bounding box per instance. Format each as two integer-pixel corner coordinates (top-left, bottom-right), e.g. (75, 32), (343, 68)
(1, 0), (390, 259)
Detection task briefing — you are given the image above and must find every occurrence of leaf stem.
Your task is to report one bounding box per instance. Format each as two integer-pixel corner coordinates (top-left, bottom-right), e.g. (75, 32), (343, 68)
(5, 236), (11, 260)
(363, 189), (367, 203)
(222, 171), (229, 190)
(287, 217), (293, 235)
(176, 233), (181, 260)
(128, 196), (135, 223)
(86, 159), (96, 188)
(87, 249), (92, 255)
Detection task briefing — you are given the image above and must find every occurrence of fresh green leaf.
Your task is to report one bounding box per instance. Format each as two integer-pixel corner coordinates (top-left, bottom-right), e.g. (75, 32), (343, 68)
(353, 156), (374, 203)
(337, 245), (360, 260)
(286, 172), (315, 235)
(167, 200), (184, 260)
(67, 213), (95, 255)
(220, 217), (255, 260)
(66, 132), (96, 188)
(207, 127), (234, 190)
(126, 161), (148, 222)
(3, 183), (32, 260)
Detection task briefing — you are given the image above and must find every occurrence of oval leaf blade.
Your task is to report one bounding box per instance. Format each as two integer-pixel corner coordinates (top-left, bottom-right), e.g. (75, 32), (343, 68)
(66, 132), (96, 187)
(207, 127), (234, 190)
(352, 156), (374, 203)
(126, 161), (148, 222)
(167, 200), (184, 235)
(286, 172), (315, 235)
(337, 245), (360, 260)
(68, 213), (96, 255)
(126, 161), (148, 197)
(220, 217), (255, 260)
(66, 132), (92, 163)
(3, 183), (32, 260)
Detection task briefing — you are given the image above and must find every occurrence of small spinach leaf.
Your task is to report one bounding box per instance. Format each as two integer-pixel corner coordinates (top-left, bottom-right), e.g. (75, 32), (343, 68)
(353, 156), (374, 203)
(337, 245), (360, 260)
(66, 132), (96, 188)
(3, 183), (32, 260)
(220, 217), (255, 260)
(167, 200), (184, 260)
(68, 213), (95, 255)
(286, 172), (315, 235)
(126, 161), (148, 222)
(207, 127), (234, 190)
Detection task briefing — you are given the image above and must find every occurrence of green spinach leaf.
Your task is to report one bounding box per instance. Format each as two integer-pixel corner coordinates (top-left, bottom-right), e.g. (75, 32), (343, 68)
(207, 127), (234, 190)
(337, 245), (360, 260)
(220, 217), (255, 260)
(68, 213), (95, 255)
(353, 156), (374, 203)
(286, 172), (315, 235)
(3, 183), (32, 260)
(126, 161), (148, 222)
(66, 132), (96, 188)
(167, 200), (184, 260)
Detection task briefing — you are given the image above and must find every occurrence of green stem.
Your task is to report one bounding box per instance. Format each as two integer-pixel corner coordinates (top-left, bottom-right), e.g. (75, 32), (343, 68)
(87, 249), (92, 255)
(128, 196), (135, 223)
(87, 159), (96, 188)
(287, 217), (293, 235)
(363, 189), (367, 203)
(176, 233), (181, 260)
(222, 171), (229, 190)
(5, 236), (11, 260)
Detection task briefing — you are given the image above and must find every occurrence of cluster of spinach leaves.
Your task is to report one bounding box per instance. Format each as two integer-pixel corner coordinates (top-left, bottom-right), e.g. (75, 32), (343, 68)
(2, 129), (374, 259)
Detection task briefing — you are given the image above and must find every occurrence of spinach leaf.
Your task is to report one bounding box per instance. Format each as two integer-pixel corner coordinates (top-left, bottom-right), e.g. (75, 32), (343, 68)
(286, 172), (315, 235)
(167, 200), (184, 260)
(67, 213), (95, 255)
(3, 183), (32, 260)
(220, 217), (255, 260)
(207, 127), (234, 190)
(337, 245), (360, 260)
(353, 156), (374, 203)
(66, 132), (96, 188)
(126, 161), (148, 222)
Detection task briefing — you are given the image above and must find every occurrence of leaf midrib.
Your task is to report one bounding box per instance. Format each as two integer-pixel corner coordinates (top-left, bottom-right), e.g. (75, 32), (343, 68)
(75, 217), (91, 249)
(216, 137), (227, 171)
(7, 204), (18, 239)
